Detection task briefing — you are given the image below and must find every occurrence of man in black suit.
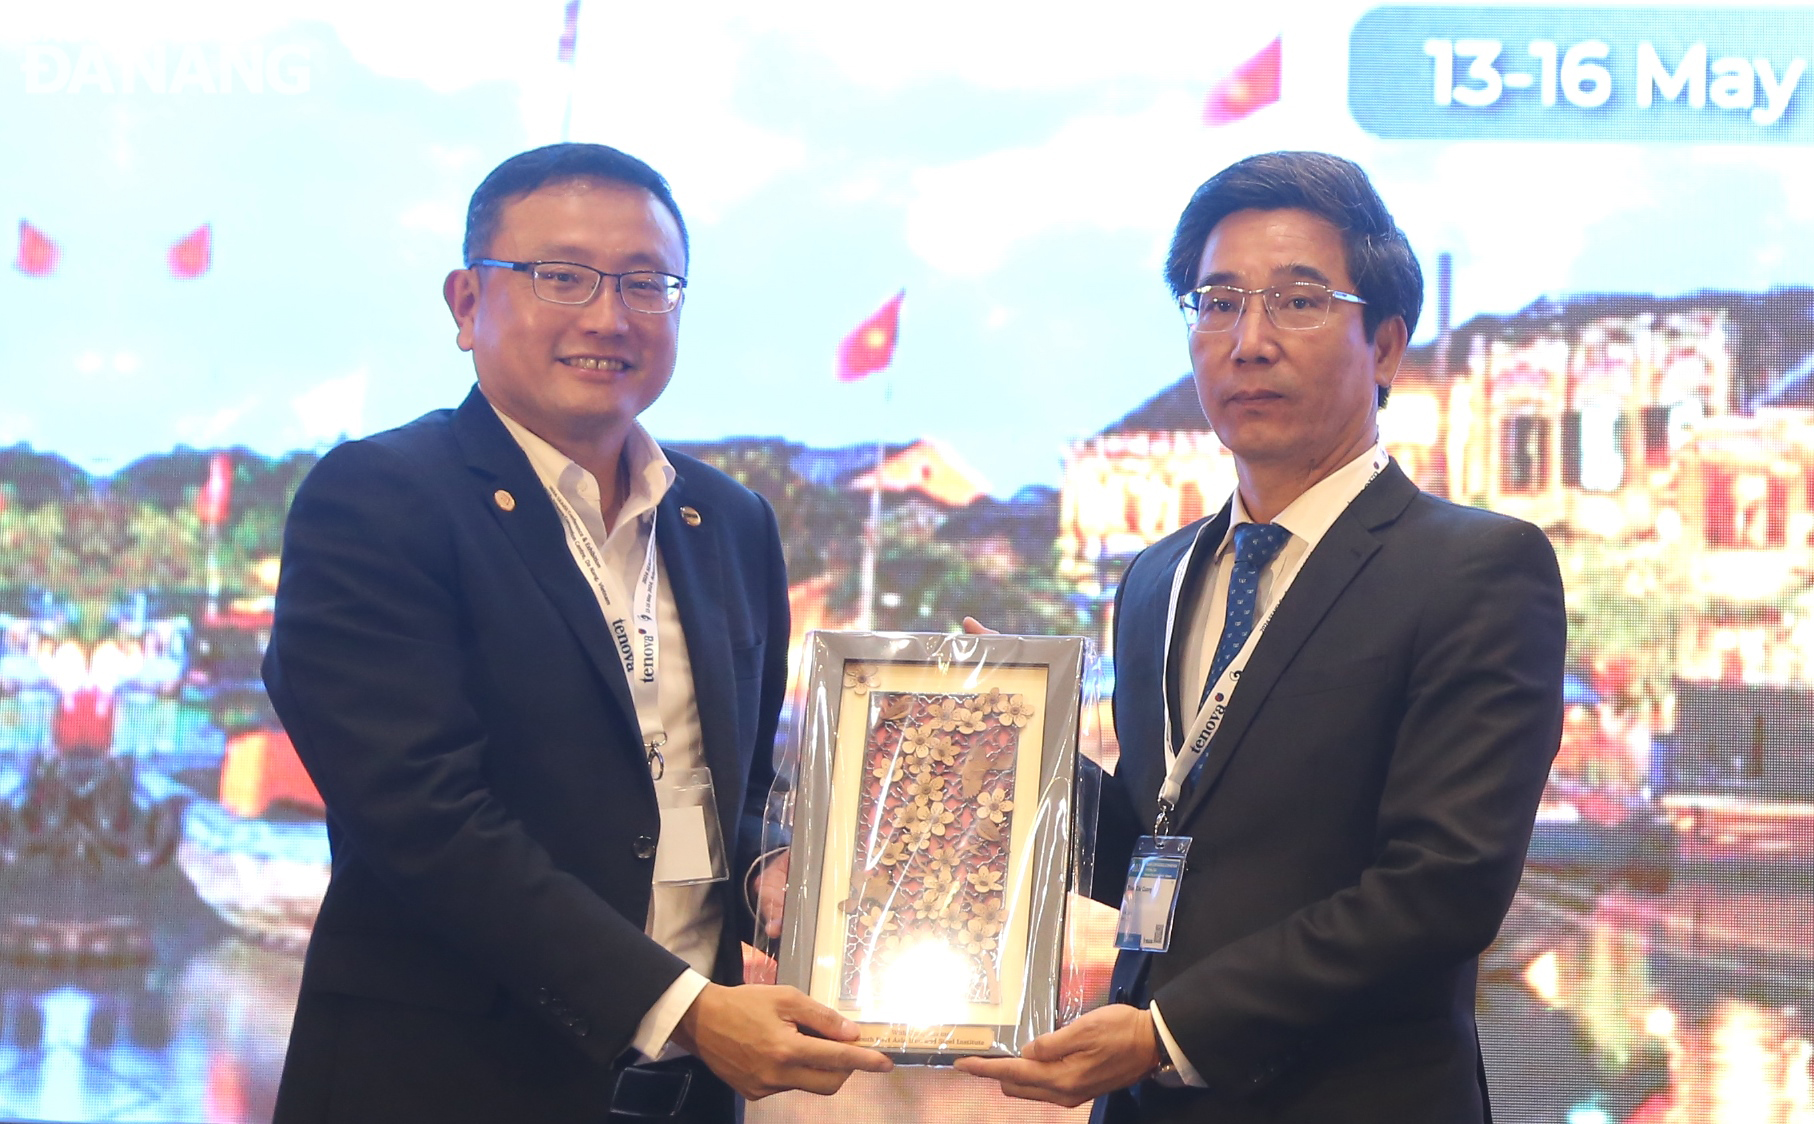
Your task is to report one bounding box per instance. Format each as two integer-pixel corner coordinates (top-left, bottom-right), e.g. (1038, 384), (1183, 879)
(957, 152), (1565, 1121)
(263, 143), (890, 1123)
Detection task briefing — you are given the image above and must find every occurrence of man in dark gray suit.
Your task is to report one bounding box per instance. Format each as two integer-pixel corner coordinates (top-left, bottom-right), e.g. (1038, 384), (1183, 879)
(958, 151), (1565, 1122)
(264, 143), (889, 1123)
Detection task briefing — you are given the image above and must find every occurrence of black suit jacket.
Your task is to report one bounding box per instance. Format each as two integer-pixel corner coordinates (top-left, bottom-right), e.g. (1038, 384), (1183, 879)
(262, 388), (788, 1122)
(1093, 463), (1565, 1124)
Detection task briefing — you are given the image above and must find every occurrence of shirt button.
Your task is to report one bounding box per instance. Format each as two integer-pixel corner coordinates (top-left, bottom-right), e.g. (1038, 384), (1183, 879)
(633, 835), (657, 860)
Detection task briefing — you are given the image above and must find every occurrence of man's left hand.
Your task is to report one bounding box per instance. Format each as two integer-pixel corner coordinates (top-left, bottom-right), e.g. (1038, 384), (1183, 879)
(953, 1003), (1161, 1107)
(753, 848), (789, 940)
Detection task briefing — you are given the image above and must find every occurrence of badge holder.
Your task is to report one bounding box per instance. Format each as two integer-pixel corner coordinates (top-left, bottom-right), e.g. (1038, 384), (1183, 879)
(1114, 836), (1192, 953)
(654, 766), (729, 885)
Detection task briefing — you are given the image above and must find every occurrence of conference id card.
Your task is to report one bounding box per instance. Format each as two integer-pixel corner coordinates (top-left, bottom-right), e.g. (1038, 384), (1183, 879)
(654, 766), (729, 885)
(1113, 836), (1192, 952)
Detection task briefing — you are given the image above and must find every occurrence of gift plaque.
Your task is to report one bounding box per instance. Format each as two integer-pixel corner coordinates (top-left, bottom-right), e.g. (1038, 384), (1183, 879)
(777, 631), (1084, 1062)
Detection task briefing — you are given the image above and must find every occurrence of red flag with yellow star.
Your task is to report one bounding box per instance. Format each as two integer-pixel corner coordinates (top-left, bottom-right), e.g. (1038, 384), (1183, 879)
(197, 451), (233, 527)
(169, 224), (212, 279)
(15, 220), (58, 277)
(837, 290), (904, 382)
(1203, 37), (1281, 125)
(557, 1), (580, 62)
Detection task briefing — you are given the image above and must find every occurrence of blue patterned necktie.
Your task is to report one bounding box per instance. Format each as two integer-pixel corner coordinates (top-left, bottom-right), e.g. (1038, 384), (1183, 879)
(1199, 522), (1292, 707)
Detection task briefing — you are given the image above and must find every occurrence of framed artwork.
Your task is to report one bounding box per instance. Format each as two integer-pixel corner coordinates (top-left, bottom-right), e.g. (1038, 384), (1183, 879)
(777, 631), (1086, 1062)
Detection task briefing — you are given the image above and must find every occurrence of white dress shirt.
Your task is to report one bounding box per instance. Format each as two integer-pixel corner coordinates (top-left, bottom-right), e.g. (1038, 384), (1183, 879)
(1152, 444), (1389, 1086)
(495, 408), (716, 1062)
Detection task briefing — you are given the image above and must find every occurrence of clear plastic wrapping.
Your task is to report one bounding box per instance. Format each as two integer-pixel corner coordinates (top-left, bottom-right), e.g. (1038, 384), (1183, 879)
(766, 630), (1099, 1064)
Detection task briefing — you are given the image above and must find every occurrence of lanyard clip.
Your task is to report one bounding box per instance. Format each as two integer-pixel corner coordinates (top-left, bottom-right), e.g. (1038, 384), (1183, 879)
(645, 737), (666, 781)
(1154, 797), (1174, 836)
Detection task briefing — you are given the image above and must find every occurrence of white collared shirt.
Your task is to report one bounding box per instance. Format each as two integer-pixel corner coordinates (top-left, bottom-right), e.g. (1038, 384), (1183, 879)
(493, 406), (715, 1061)
(1154, 443), (1388, 1086)
(1174, 444), (1389, 748)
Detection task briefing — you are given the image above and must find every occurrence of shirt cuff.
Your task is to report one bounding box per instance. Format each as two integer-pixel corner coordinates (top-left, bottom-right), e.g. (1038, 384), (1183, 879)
(1149, 1001), (1209, 1088)
(631, 968), (711, 1062)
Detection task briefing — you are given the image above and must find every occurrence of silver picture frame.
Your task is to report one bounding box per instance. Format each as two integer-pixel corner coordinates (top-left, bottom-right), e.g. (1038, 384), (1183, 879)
(777, 630), (1086, 1063)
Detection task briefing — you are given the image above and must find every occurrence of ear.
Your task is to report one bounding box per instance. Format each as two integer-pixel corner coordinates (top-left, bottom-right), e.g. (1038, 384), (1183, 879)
(1371, 314), (1409, 396)
(443, 268), (479, 352)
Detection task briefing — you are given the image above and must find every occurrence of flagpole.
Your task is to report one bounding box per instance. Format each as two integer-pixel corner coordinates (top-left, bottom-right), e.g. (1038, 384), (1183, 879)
(839, 290), (903, 630)
(558, 0), (580, 141)
(855, 377), (889, 631)
(205, 524), (221, 622)
(561, 64), (575, 142)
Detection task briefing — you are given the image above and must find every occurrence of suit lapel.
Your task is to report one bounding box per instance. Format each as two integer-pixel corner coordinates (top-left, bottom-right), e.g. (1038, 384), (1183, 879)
(1172, 464), (1418, 830)
(448, 389), (637, 728)
(654, 473), (739, 789)
(1113, 511), (1223, 828)
(1163, 507), (1230, 749)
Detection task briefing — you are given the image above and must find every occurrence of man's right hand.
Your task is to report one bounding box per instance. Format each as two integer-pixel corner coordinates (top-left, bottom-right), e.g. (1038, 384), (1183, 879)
(672, 982), (893, 1099)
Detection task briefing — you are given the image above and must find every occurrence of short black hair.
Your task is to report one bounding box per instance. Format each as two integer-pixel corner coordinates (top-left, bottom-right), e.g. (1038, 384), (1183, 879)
(1165, 151), (1422, 343)
(461, 142), (688, 268)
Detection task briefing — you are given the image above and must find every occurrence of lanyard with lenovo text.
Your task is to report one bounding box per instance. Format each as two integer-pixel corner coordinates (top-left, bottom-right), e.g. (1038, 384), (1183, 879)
(1151, 525), (1298, 833)
(1151, 448), (1387, 834)
(543, 481), (668, 780)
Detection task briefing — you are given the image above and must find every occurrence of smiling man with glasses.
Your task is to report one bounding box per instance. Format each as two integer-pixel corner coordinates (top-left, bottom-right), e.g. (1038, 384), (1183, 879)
(465, 259), (687, 314)
(263, 143), (889, 1124)
(958, 152), (1566, 1124)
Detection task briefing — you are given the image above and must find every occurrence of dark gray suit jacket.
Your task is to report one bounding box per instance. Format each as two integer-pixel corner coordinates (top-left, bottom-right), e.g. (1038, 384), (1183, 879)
(263, 387), (788, 1122)
(1093, 463), (1565, 1124)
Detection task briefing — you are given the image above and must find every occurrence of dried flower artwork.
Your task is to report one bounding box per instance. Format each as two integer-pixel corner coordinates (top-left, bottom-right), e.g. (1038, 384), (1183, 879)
(839, 682), (1027, 1004)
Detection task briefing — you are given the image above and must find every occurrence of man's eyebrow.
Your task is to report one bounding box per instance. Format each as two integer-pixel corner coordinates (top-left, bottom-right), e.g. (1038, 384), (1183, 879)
(1281, 262), (1336, 286)
(533, 247), (678, 270)
(1196, 262), (1339, 288)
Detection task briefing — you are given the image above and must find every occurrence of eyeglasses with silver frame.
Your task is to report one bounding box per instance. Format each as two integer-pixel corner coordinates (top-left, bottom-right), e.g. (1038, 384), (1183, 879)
(1179, 281), (1366, 333)
(468, 258), (686, 313)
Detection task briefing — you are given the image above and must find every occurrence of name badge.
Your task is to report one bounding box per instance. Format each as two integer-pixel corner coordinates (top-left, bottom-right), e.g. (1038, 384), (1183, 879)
(653, 766), (729, 885)
(1113, 835), (1192, 952)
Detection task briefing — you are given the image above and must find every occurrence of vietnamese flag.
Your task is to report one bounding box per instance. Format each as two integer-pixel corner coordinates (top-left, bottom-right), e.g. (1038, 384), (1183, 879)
(169, 223), (211, 279)
(557, 0), (580, 61)
(1204, 37), (1281, 125)
(837, 291), (904, 382)
(197, 452), (233, 528)
(15, 220), (58, 277)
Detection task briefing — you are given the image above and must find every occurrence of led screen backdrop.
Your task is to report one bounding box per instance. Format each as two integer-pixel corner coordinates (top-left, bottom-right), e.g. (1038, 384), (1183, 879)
(2, 2), (1811, 1121)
